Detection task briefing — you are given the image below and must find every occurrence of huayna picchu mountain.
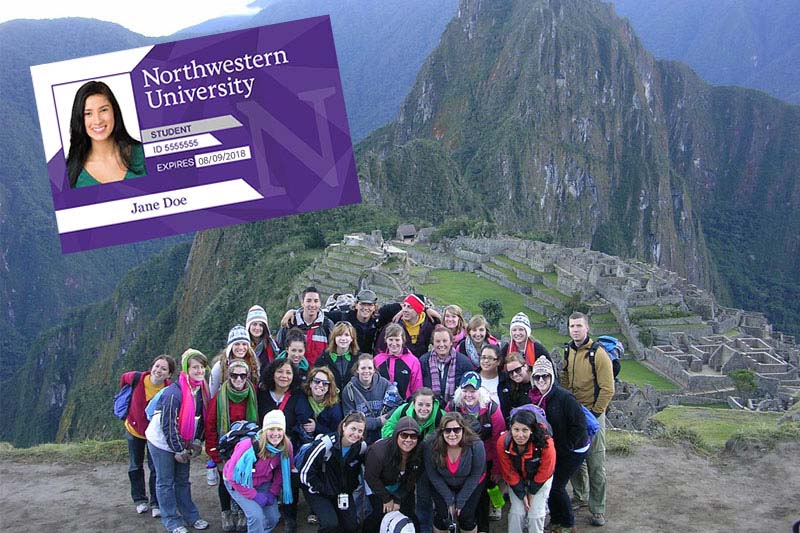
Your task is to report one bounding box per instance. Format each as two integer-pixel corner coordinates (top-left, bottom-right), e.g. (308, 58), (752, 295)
(357, 0), (800, 334)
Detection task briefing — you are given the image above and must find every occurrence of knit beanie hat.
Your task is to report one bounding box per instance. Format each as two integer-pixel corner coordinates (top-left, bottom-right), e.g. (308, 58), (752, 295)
(246, 305), (269, 332)
(227, 324), (250, 356)
(531, 357), (554, 382)
(181, 348), (208, 372)
(228, 360), (250, 374)
(403, 293), (425, 314)
(510, 312), (532, 338)
(263, 409), (286, 431)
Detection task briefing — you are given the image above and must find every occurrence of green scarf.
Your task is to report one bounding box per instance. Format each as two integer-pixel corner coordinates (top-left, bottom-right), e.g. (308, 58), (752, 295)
(329, 351), (351, 363)
(308, 396), (325, 417)
(216, 381), (258, 434)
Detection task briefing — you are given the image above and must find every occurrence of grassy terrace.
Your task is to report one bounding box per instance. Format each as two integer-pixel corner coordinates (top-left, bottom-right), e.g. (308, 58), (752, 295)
(494, 255), (548, 277)
(619, 360), (679, 391)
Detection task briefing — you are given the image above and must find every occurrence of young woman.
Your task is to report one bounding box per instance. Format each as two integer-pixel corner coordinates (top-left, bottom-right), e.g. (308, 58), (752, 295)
(299, 412), (368, 533)
(423, 412), (487, 533)
(498, 353), (533, 423)
(224, 410), (293, 533)
(246, 305), (279, 372)
(382, 387), (444, 533)
(528, 358), (589, 533)
(145, 349), (211, 533)
(205, 360), (260, 532)
(210, 325), (260, 398)
(505, 313), (550, 367)
(314, 321), (360, 391)
(341, 354), (391, 445)
(275, 328), (310, 384)
(445, 371), (506, 529)
(256, 359), (313, 533)
(301, 367), (344, 440)
(457, 315), (499, 369)
(374, 323), (422, 401)
(442, 305), (467, 345)
(420, 326), (473, 405)
(120, 354), (176, 517)
(364, 416), (424, 533)
(477, 344), (503, 405)
(66, 80), (146, 188)
(495, 410), (556, 533)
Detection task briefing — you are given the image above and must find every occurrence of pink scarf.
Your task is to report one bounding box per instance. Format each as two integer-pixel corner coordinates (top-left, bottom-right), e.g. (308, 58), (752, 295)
(178, 371), (209, 441)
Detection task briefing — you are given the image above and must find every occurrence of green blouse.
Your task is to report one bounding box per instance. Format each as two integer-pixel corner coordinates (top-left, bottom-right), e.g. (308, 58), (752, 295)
(74, 143), (146, 188)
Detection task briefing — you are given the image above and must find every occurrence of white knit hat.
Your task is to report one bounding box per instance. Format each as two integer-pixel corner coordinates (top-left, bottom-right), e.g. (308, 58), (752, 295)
(226, 325), (250, 356)
(510, 312), (532, 338)
(246, 305), (269, 332)
(263, 409), (286, 431)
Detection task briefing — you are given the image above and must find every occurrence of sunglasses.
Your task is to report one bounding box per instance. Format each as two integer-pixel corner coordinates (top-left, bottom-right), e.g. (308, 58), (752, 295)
(312, 378), (331, 386)
(398, 432), (419, 441)
(507, 366), (525, 376)
(532, 374), (551, 382)
(443, 426), (463, 435)
(230, 373), (248, 381)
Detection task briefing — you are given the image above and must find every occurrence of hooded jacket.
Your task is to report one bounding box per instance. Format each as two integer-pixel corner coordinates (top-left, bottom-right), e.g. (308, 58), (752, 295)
(496, 432), (556, 499)
(529, 381), (588, 455)
(374, 348), (423, 401)
(563, 337), (615, 415)
(381, 397), (444, 439)
(341, 373), (391, 444)
(365, 417), (424, 504)
(299, 432), (367, 497)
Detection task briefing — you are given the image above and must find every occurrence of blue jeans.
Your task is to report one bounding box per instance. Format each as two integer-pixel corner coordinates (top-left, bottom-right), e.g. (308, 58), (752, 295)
(225, 481), (280, 533)
(127, 431), (158, 506)
(148, 443), (201, 531)
(415, 477), (434, 533)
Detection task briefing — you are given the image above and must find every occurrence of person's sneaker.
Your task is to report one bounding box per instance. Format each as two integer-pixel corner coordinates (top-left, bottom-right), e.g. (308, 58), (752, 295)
(489, 506), (502, 521)
(307, 514), (319, 525)
(136, 502), (149, 514)
(572, 498), (588, 511)
(151, 507), (161, 518)
(193, 518), (210, 530)
(591, 513), (606, 527)
(221, 510), (235, 532)
(171, 528), (189, 533)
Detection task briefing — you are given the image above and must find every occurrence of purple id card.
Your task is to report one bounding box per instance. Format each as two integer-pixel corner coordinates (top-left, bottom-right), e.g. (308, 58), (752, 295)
(30, 16), (361, 253)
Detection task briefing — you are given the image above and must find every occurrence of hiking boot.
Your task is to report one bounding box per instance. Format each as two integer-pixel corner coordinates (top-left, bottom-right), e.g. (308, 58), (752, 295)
(572, 498), (588, 511)
(221, 510), (235, 532)
(489, 506), (502, 521)
(307, 514), (319, 525)
(236, 511), (247, 532)
(151, 507), (161, 518)
(192, 518), (210, 530)
(591, 513), (606, 527)
(136, 502), (149, 514)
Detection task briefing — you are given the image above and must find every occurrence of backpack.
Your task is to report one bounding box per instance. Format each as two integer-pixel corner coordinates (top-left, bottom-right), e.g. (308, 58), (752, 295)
(563, 335), (623, 405)
(509, 403), (553, 436)
(113, 372), (142, 420)
(581, 405), (600, 438)
(380, 510), (415, 533)
(294, 433), (335, 472)
(218, 421), (261, 462)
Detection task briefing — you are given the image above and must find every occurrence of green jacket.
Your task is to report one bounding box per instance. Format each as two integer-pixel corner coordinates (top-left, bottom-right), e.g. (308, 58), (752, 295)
(381, 398), (444, 439)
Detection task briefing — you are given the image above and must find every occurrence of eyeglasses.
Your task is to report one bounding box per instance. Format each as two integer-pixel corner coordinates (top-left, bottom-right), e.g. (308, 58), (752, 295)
(507, 366), (524, 376)
(480, 356), (498, 361)
(532, 374), (551, 382)
(312, 378), (331, 386)
(230, 373), (248, 381)
(442, 426), (463, 435)
(398, 432), (419, 441)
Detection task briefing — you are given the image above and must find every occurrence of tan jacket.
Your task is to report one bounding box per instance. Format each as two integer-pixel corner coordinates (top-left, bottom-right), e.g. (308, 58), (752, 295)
(562, 337), (615, 414)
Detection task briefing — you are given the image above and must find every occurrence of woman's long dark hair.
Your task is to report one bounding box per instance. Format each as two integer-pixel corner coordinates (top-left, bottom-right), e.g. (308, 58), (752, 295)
(66, 80), (141, 188)
(509, 409), (549, 451)
(388, 426), (424, 489)
(430, 412), (480, 468)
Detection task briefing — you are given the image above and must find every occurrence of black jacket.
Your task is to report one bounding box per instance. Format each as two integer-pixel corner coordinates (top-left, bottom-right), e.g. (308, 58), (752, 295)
(532, 384), (588, 455)
(299, 432), (366, 497)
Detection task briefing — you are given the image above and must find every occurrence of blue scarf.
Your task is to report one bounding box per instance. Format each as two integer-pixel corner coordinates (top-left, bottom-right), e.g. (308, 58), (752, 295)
(266, 443), (293, 504)
(233, 443), (256, 488)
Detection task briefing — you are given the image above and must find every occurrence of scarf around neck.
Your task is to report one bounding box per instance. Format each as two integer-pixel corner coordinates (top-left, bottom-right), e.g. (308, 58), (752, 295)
(178, 371), (209, 441)
(429, 349), (457, 401)
(216, 381), (258, 434)
(265, 443), (293, 504)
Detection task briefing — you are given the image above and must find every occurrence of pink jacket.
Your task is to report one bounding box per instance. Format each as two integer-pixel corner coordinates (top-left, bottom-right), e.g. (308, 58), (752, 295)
(223, 439), (282, 500)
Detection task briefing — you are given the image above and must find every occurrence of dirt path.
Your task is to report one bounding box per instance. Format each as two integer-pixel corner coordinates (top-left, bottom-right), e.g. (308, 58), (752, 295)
(1, 441), (798, 532)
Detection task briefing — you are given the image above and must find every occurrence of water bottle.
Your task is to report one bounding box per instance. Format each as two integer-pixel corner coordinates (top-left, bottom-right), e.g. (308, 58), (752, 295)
(206, 459), (219, 486)
(382, 382), (401, 414)
(487, 484), (505, 509)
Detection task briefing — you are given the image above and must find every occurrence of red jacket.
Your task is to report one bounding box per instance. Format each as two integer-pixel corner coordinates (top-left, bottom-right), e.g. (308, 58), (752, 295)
(495, 432), (556, 500)
(121, 371), (171, 438)
(205, 395), (248, 464)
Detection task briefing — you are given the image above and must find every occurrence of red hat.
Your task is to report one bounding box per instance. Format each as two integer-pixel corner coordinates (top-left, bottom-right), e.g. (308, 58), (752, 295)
(403, 294), (425, 314)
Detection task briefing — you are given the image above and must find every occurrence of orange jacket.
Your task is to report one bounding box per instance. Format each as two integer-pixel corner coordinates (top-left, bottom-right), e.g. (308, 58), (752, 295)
(495, 432), (556, 500)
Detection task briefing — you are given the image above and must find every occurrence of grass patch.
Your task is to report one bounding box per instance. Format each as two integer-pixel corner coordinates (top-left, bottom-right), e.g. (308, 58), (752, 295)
(721, 328), (741, 338)
(0, 440), (129, 463)
(619, 360), (679, 391)
(420, 270), (545, 323)
(651, 406), (784, 451)
(535, 329), (569, 353)
(606, 430), (647, 456)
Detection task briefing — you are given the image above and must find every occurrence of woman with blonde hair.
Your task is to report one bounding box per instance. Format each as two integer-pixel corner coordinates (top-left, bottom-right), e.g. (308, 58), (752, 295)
(314, 321), (360, 391)
(301, 366), (344, 440)
(457, 314), (499, 369)
(442, 305), (467, 345)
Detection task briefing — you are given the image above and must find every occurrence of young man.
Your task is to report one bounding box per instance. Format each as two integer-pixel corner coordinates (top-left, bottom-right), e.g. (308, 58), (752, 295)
(375, 293), (440, 357)
(561, 312), (614, 527)
(276, 286), (334, 366)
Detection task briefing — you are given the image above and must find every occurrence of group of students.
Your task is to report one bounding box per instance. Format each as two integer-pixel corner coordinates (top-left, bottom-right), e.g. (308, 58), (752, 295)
(120, 287), (610, 533)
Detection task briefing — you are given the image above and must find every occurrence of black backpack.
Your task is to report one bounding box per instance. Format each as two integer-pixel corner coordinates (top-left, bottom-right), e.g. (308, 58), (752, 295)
(217, 421), (260, 461)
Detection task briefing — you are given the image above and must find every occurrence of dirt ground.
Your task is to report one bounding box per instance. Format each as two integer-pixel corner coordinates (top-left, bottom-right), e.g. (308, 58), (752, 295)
(1, 440), (798, 532)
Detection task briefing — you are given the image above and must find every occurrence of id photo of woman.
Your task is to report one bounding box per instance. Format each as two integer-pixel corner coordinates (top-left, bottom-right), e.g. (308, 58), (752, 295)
(66, 80), (146, 188)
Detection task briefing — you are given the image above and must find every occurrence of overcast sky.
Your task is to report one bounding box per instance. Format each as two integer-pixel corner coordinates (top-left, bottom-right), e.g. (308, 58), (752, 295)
(0, 0), (260, 36)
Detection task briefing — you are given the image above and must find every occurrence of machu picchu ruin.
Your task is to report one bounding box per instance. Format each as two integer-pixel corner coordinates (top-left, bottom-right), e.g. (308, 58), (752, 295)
(287, 229), (799, 427)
